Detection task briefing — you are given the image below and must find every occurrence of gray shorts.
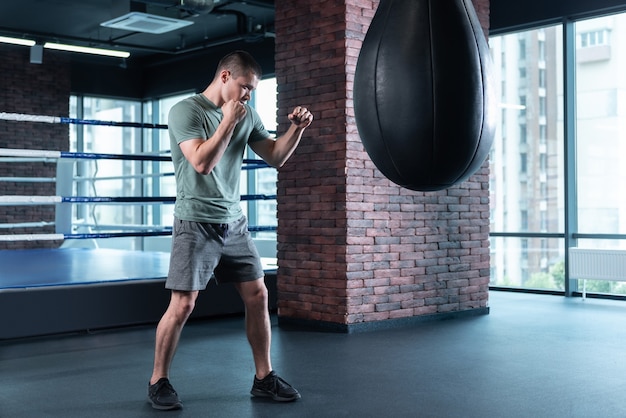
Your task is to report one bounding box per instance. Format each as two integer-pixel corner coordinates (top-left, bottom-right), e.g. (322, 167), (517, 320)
(165, 216), (264, 291)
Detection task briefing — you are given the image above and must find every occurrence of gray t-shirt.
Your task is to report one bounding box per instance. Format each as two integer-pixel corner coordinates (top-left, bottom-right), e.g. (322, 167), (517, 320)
(168, 94), (270, 223)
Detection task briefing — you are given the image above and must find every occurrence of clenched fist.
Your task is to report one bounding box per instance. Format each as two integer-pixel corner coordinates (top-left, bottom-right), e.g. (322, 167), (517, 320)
(288, 106), (313, 129)
(222, 99), (247, 124)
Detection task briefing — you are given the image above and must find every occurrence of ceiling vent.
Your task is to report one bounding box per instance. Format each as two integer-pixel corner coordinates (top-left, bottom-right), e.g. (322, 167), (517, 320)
(100, 12), (193, 34)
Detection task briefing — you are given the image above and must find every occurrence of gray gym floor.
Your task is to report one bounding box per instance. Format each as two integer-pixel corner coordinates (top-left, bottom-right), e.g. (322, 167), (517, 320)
(1, 291), (625, 417)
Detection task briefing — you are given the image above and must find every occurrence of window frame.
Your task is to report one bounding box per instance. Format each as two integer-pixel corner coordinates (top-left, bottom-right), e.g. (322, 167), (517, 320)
(489, 11), (626, 299)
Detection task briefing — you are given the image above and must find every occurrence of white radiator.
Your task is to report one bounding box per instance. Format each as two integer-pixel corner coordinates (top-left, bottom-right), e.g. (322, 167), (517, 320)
(569, 248), (626, 298)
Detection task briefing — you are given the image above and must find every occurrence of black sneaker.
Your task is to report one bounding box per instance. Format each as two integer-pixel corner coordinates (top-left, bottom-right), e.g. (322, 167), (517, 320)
(148, 378), (183, 410)
(250, 371), (301, 402)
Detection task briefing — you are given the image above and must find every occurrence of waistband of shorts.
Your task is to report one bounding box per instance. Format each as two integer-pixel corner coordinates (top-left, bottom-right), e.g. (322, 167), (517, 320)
(175, 216), (245, 227)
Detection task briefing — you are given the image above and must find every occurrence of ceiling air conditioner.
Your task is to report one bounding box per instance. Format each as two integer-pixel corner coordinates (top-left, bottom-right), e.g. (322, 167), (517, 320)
(100, 12), (193, 34)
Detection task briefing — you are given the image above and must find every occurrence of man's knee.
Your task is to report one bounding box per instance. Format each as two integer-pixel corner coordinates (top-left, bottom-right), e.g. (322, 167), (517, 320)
(239, 280), (268, 308)
(253, 283), (268, 303)
(168, 291), (198, 320)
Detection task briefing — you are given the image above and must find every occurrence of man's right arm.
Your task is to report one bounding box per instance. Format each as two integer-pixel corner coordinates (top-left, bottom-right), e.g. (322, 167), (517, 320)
(176, 100), (245, 175)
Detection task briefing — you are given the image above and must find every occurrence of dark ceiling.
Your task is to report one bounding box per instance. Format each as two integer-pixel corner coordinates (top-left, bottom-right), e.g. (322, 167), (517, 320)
(0, 0), (275, 67)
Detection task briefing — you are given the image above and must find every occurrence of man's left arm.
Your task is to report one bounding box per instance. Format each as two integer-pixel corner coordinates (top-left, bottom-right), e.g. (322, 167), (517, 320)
(249, 106), (313, 168)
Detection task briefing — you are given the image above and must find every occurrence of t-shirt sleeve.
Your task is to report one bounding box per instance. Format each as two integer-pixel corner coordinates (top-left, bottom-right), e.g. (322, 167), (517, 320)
(247, 106), (271, 143)
(168, 100), (207, 144)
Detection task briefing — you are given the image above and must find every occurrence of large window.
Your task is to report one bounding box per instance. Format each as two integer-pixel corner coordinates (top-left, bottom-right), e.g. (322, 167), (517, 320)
(489, 11), (626, 297)
(69, 77), (279, 254)
(489, 25), (565, 291)
(575, 16), (626, 236)
(246, 78), (279, 243)
(68, 96), (146, 250)
(573, 14), (626, 295)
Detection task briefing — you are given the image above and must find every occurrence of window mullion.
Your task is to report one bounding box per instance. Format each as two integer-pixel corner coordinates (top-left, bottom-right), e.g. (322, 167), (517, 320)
(563, 18), (578, 297)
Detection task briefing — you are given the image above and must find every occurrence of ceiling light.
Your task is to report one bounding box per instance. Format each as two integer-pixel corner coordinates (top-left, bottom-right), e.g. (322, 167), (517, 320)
(100, 12), (193, 34)
(43, 42), (130, 58)
(0, 36), (36, 47)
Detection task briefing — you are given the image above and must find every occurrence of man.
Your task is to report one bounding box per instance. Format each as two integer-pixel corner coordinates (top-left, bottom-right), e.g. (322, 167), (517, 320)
(148, 50), (313, 410)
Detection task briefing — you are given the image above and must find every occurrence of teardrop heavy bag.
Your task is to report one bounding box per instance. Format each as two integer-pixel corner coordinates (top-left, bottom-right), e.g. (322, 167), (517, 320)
(354, 0), (497, 191)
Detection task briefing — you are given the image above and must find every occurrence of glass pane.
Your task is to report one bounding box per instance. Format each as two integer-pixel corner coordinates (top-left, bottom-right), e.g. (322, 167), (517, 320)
(249, 78), (278, 240)
(489, 25), (565, 235)
(70, 97), (143, 249)
(155, 94), (192, 227)
(254, 77), (277, 132)
(490, 237), (565, 291)
(575, 13), (626, 234)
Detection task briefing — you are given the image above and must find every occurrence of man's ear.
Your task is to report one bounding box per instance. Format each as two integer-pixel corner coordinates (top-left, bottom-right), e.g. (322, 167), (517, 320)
(220, 70), (231, 83)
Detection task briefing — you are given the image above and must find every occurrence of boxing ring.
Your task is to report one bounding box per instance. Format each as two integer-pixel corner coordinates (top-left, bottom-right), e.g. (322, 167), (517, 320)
(0, 112), (278, 340)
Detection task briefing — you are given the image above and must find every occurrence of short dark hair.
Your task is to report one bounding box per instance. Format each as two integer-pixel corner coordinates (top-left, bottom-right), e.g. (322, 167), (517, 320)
(215, 50), (262, 79)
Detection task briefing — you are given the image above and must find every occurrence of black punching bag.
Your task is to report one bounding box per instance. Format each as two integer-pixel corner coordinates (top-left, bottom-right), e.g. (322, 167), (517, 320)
(354, 0), (496, 191)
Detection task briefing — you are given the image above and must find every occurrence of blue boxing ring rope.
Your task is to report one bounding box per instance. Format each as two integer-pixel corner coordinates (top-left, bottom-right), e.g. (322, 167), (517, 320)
(0, 147), (277, 242)
(0, 112), (168, 129)
(0, 194), (276, 205)
(0, 111), (277, 244)
(0, 111), (280, 340)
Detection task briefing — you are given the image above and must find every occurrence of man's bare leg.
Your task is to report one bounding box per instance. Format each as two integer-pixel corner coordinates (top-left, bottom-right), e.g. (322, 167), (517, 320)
(235, 278), (301, 401)
(234, 279), (272, 379)
(150, 290), (199, 385)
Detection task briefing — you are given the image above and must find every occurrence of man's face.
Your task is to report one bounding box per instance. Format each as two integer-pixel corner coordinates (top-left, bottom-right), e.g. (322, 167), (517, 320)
(223, 71), (259, 104)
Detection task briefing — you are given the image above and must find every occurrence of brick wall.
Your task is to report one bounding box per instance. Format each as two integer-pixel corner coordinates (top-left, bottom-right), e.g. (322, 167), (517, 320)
(0, 47), (71, 249)
(275, 0), (491, 330)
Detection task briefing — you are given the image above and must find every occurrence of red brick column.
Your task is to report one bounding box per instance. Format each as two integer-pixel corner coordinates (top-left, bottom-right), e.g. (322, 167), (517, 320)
(275, 0), (491, 331)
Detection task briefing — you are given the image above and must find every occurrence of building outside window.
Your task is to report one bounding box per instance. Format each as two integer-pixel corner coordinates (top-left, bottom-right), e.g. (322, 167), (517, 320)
(489, 11), (626, 296)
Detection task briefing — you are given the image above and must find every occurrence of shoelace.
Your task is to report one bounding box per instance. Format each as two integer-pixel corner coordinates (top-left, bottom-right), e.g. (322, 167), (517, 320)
(272, 376), (294, 393)
(152, 379), (176, 396)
